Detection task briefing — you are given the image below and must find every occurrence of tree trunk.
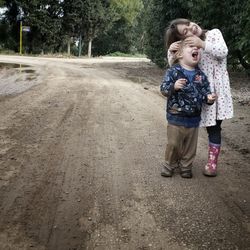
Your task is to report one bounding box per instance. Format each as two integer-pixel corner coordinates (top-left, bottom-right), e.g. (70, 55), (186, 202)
(88, 38), (92, 58)
(67, 39), (71, 56)
(78, 34), (82, 57)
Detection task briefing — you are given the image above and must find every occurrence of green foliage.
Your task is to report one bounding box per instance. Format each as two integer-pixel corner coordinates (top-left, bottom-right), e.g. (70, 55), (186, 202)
(92, 18), (133, 55)
(92, 0), (144, 56)
(20, 0), (63, 53)
(144, 0), (250, 69)
(61, 0), (83, 37)
(235, 0), (250, 68)
(110, 0), (143, 24)
(61, 0), (115, 56)
(1, 0), (249, 69)
(107, 51), (145, 57)
(1, 0), (20, 52)
(1, 0), (64, 53)
(144, 0), (189, 67)
(0, 0), (146, 57)
(0, 21), (11, 49)
(187, 0), (250, 68)
(80, 0), (111, 41)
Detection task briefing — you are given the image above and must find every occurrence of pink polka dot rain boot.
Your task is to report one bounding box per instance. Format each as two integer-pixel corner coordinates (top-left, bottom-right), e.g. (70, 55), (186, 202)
(203, 143), (221, 177)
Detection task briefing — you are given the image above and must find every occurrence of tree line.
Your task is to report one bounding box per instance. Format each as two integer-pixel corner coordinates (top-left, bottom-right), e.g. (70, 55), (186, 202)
(0, 0), (249, 70)
(145, 0), (250, 70)
(0, 0), (144, 57)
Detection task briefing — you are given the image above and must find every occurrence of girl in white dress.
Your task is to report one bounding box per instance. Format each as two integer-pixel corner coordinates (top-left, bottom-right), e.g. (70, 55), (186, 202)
(165, 18), (233, 177)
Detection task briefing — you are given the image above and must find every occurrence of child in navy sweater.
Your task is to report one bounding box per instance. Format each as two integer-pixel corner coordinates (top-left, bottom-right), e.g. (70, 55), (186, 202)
(160, 40), (216, 178)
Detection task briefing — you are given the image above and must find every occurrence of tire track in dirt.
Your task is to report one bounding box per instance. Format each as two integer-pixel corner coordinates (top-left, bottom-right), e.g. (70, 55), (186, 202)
(0, 64), (95, 249)
(76, 75), (183, 250)
(0, 57), (249, 250)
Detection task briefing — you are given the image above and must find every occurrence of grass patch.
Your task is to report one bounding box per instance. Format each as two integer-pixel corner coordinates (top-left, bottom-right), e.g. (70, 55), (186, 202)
(0, 49), (16, 55)
(107, 51), (147, 58)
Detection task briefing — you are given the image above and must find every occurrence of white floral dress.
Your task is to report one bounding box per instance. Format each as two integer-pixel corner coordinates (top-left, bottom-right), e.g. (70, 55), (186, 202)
(168, 29), (233, 127)
(198, 29), (233, 127)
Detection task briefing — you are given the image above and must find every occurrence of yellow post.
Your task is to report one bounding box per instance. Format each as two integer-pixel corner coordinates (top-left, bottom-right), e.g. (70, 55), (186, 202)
(19, 20), (22, 55)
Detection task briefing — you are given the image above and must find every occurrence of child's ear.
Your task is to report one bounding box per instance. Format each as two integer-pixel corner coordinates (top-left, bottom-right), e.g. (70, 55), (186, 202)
(176, 52), (183, 59)
(175, 50), (182, 57)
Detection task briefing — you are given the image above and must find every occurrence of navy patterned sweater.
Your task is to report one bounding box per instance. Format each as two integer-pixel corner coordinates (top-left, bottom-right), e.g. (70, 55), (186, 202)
(160, 64), (212, 128)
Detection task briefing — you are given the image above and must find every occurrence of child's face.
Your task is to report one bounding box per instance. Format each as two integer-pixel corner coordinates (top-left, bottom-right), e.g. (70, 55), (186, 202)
(179, 44), (201, 67)
(177, 22), (202, 38)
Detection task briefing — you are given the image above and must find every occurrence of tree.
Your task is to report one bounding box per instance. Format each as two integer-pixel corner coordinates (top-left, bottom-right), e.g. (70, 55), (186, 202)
(232, 0), (250, 69)
(80, 0), (113, 57)
(19, 0), (63, 53)
(144, 0), (250, 70)
(61, 0), (86, 56)
(2, 0), (20, 52)
(110, 0), (143, 25)
(144, 0), (188, 67)
(92, 0), (144, 56)
(0, 0), (5, 7)
(187, 0), (250, 69)
(1, 0), (64, 53)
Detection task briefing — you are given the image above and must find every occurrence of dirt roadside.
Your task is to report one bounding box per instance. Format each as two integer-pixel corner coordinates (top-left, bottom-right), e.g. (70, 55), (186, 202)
(0, 55), (249, 250)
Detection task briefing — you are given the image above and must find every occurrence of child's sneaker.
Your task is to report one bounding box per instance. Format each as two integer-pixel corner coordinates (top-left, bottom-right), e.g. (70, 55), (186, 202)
(180, 169), (193, 178)
(161, 164), (173, 177)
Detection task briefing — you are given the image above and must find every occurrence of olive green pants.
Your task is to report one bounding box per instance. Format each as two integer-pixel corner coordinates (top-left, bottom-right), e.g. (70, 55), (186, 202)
(165, 123), (199, 170)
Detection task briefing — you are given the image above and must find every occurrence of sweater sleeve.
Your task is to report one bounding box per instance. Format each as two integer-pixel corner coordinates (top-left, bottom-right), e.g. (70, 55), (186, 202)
(167, 50), (175, 67)
(204, 29), (228, 60)
(160, 68), (176, 97)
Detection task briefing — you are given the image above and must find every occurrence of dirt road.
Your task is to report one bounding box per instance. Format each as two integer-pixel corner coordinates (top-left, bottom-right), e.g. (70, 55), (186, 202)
(0, 55), (249, 250)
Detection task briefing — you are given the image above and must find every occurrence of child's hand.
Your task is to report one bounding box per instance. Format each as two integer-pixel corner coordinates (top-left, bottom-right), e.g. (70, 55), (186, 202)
(174, 78), (187, 90)
(207, 93), (217, 103)
(169, 41), (181, 53)
(184, 36), (205, 49)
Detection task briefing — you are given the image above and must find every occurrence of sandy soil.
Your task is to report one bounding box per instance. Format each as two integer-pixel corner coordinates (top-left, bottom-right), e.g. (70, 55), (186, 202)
(0, 55), (249, 250)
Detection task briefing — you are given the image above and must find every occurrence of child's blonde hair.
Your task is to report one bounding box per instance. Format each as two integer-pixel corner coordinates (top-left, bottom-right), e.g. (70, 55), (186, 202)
(172, 39), (186, 65)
